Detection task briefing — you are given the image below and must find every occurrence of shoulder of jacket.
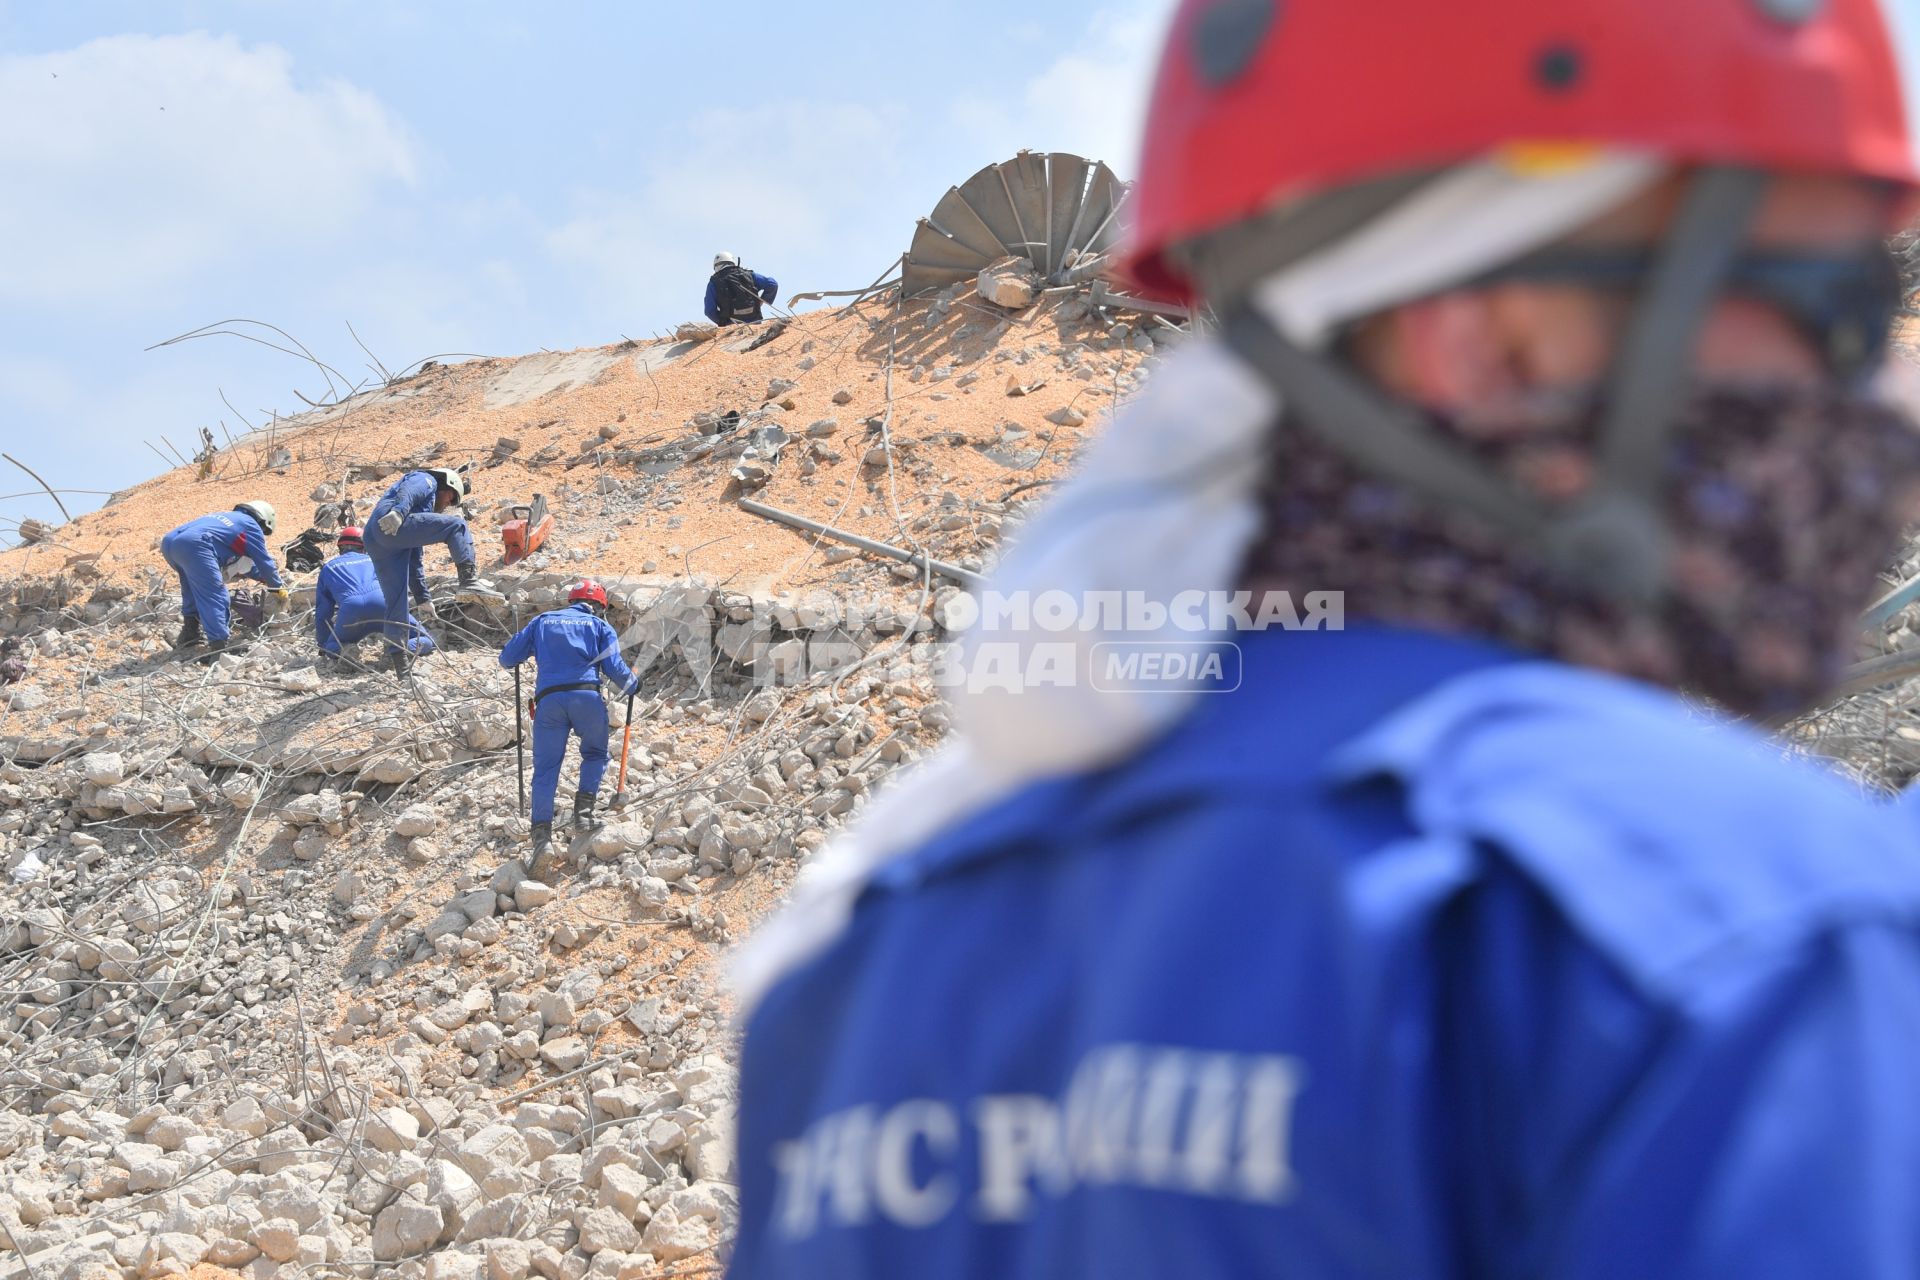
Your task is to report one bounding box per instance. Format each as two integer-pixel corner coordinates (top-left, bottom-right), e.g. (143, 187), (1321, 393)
(1330, 663), (1920, 993)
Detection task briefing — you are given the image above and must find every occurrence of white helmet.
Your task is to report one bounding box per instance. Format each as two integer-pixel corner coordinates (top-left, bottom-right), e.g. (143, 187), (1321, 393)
(714, 252), (739, 270)
(425, 468), (470, 502)
(233, 501), (276, 535)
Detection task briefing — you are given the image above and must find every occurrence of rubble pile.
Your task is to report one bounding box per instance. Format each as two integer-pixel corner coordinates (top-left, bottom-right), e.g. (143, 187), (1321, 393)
(0, 286), (1174, 1278)
(0, 578), (962, 1278)
(1896, 225), (1920, 306)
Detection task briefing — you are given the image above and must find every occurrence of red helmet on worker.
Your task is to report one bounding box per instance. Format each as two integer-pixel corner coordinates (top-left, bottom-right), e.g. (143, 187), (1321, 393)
(1127, 0), (1920, 300)
(336, 526), (363, 552)
(568, 579), (609, 609)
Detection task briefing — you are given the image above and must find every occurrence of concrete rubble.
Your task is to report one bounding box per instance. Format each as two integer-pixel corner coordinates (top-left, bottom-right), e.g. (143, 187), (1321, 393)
(0, 278), (1181, 1278)
(0, 208), (1910, 1276)
(977, 256), (1041, 311)
(0, 585), (955, 1278)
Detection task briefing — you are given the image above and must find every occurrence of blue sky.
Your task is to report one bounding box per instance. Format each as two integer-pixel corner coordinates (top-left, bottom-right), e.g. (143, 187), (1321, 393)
(7, 2), (1920, 543)
(0, 1), (1175, 538)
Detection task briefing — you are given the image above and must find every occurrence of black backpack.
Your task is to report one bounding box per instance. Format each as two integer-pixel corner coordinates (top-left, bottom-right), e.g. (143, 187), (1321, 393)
(715, 264), (763, 319)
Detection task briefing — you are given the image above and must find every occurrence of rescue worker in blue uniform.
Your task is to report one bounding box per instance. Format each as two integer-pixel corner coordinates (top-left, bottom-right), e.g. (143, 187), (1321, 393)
(160, 501), (287, 660)
(499, 579), (638, 874)
(314, 526), (434, 670)
(706, 252), (779, 327)
(361, 466), (477, 676)
(727, 3), (1920, 1278)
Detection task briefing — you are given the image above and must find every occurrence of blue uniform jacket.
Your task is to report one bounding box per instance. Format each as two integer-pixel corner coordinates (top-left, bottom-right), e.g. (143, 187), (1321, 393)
(373, 470), (442, 525)
(313, 552), (385, 653)
(367, 471), (471, 602)
(706, 269), (779, 326)
(498, 601), (639, 698)
(732, 625), (1920, 1280)
(164, 512), (284, 588)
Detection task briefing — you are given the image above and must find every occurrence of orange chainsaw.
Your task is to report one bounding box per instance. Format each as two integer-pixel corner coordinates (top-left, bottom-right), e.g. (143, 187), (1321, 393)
(502, 494), (553, 565)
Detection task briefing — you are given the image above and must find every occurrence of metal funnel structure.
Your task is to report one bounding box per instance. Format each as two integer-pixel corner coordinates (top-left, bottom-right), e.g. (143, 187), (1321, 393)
(902, 150), (1131, 298)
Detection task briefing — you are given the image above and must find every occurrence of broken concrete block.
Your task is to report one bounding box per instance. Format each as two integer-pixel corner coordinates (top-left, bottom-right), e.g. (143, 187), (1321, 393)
(282, 789), (344, 829)
(372, 1198), (445, 1260)
(979, 255), (1041, 309)
(366, 1107), (420, 1154)
(81, 751), (125, 787)
(539, 1036), (589, 1071)
(577, 1205), (640, 1255)
(642, 1205), (712, 1262)
(394, 804), (438, 838)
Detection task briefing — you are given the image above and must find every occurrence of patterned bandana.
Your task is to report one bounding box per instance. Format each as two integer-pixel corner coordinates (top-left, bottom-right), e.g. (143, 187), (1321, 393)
(1240, 384), (1920, 718)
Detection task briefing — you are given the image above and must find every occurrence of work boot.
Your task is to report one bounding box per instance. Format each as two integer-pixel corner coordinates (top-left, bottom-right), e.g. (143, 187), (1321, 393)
(456, 560), (478, 588)
(572, 791), (598, 833)
(173, 617), (201, 649)
(388, 646), (412, 678)
(526, 822), (555, 880)
(196, 637), (229, 666)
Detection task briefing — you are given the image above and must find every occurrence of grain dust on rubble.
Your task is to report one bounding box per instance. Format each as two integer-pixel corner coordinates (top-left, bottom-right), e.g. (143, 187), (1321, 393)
(0, 284), (1172, 1278)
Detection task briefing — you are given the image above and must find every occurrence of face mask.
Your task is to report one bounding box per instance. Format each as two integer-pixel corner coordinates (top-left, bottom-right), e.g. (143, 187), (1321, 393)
(1240, 382), (1920, 718)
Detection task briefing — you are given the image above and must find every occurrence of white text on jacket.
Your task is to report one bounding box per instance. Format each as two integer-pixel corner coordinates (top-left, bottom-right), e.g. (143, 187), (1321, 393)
(771, 1042), (1305, 1238)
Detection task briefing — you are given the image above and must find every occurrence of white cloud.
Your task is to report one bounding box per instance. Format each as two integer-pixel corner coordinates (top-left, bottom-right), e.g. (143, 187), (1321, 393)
(952, 1), (1179, 176)
(317, 256), (531, 372)
(0, 32), (416, 307)
(543, 101), (905, 317)
(538, 7), (1181, 330)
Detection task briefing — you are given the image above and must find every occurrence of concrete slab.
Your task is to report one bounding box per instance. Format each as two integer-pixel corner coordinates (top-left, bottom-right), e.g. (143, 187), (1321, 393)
(233, 377), (438, 446)
(635, 341), (700, 377)
(0, 1230), (117, 1280)
(483, 349), (627, 411)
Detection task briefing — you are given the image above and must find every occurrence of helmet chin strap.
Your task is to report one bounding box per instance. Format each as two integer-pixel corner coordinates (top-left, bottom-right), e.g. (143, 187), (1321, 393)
(1222, 166), (1768, 607)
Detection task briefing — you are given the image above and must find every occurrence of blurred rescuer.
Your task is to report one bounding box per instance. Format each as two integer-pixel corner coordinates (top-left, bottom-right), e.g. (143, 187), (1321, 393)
(726, 2), (1920, 1277)
(362, 467), (477, 676)
(498, 579), (638, 876)
(314, 526), (434, 670)
(160, 501), (286, 659)
(706, 251), (780, 327)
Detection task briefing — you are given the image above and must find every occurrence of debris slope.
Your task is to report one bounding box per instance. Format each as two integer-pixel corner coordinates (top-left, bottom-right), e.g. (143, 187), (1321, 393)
(0, 284), (1171, 1279)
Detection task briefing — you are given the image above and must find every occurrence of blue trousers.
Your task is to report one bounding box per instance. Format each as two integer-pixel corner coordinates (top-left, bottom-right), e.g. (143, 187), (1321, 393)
(530, 690), (609, 824)
(330, 616), (436, 657)
(160, 530), (233, 642)
(361, 512), (475, 653)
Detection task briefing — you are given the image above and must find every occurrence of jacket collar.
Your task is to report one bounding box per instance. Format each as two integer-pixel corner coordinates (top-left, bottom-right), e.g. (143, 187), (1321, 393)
(878, 625), (1524, 890)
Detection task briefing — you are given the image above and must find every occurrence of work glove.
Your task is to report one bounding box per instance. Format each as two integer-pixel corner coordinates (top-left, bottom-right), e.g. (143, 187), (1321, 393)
(378, 509), (404, 537)
(271, 587), (290, 599)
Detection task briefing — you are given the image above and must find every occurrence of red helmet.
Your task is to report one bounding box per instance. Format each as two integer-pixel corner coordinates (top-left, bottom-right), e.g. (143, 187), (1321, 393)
(336, 526), (363, 551)
(1129, 0), (1919, 299)
(569, 579), (609, 608)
